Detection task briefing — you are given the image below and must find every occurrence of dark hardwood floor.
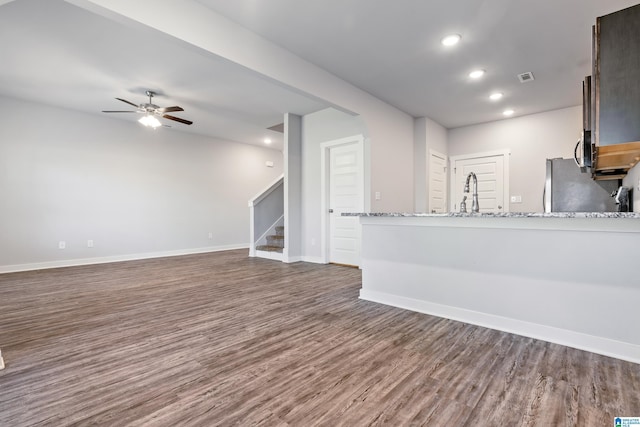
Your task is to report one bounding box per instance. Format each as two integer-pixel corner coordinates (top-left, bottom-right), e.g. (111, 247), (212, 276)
(0, 250), (638, 426)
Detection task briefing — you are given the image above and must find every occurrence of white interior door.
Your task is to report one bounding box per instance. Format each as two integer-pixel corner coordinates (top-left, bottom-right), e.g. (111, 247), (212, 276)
(428, 150), (448, 213)
(329, 142), (363, 266)
(451, 153), (507, 213)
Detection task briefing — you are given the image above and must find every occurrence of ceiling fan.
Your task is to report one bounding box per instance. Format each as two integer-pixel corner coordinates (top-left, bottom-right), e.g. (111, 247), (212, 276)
(102, 90), (193, 127)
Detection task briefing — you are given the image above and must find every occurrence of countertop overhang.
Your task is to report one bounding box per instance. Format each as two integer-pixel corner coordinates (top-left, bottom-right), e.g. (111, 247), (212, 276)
(344, 211), (640, 233)
(343, 211), (640, 219)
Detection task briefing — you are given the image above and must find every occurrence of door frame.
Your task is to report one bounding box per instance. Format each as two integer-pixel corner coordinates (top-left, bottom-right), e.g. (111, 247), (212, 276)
(428, 149), (448, 213)
(320, 134), (366, 264)
(449, 149), (510, 213)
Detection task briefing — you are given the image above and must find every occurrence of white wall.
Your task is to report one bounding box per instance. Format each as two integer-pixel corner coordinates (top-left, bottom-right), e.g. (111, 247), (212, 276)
(72, 0), (415, 214)
(301, 108), (367, 261)
(448, 106), (582, 212)
(623, 162), (640, 212)
(0, 96), (282, 271)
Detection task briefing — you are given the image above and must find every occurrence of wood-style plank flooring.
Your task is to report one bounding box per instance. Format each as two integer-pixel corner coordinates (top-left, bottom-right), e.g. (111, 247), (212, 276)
(1, 250), (639, 426)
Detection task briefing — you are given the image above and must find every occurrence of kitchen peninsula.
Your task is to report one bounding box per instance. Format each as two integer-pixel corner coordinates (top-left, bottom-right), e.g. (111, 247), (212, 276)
(349, 212), (640, 364)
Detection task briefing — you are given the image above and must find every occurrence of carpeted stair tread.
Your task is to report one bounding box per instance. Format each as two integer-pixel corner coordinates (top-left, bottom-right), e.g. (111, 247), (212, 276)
(266, 235), (284, 247)
(256, 245), (283, 253)
(256, 226), (285, 255)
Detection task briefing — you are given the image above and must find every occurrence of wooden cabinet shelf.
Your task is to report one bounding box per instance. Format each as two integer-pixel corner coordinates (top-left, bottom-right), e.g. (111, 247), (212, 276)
(593, 140), (640, 180)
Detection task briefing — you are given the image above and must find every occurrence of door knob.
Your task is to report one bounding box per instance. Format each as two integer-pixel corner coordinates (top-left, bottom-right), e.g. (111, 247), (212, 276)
(498, 205), (503, 209)
(329, 209), (334, 213)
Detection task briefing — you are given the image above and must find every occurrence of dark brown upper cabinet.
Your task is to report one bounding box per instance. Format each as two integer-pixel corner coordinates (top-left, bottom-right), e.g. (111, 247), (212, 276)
(592, 3), (640, 179)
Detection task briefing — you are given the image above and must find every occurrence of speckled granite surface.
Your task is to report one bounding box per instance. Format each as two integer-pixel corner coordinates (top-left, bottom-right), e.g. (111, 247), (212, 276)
(343, 212), (640, 218)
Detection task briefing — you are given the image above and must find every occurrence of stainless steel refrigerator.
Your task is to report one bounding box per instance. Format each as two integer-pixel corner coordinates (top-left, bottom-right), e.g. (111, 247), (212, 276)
(544, 158), (618, 212)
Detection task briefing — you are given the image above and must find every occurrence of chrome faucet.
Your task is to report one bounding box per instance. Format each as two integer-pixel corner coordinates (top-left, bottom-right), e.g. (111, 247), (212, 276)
(460, 172), (479, 213)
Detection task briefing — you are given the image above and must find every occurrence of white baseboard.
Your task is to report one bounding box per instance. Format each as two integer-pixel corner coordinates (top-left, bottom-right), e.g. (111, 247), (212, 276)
(255, 250), (283, 261)
(251, 254), (324, 264)
(0, 244), (249, 274)
(360, 289), (640, 365)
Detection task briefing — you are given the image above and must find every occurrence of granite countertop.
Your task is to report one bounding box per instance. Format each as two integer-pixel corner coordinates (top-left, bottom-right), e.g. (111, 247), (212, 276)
(343, 212), (640, 219)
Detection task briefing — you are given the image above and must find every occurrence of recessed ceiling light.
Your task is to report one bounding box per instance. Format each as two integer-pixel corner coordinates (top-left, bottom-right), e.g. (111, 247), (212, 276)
(469, 69), (485, 79)
(264, 138), (272, 144)
(489, 92), (503, 101)
(503, 109), (515, 116)
(441, 34), (461, 46)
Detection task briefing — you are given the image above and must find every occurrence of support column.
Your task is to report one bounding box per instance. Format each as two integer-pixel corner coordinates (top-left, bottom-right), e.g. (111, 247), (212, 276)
(283, 113), (302, 262)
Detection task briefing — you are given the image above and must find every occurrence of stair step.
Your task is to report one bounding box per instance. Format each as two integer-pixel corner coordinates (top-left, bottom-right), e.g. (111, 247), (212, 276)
(266, 235), (284, 247)
(256, 245), (283, 253)
(255, 226), (285, 256)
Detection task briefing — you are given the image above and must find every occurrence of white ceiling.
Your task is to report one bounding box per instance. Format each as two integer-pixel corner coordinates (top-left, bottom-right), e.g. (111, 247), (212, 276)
(197, 0), (639, 128)
(1, 0), (639, 150)
(0, 0), (330, 150)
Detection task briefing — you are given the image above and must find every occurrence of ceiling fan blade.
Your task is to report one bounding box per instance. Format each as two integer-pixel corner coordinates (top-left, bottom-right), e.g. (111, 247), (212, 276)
(102, 110), (137, 113)
(115, 97), (140, 108)
(162, 114), (193, 125)
(158, 106), (184, 113)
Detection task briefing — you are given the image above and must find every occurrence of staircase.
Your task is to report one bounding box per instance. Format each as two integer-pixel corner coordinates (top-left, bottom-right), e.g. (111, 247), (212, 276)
(248, 174), (284, 261)
(256, 226), (284, 254)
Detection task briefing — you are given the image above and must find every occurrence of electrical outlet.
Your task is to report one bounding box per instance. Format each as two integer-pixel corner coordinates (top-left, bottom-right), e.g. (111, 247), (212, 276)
(87, 240), (94, 248)
(58, 241), (66, 249)
(208, 232), (213, 239)
(510, 195), (522, 203)
(375, 191), (381, 200)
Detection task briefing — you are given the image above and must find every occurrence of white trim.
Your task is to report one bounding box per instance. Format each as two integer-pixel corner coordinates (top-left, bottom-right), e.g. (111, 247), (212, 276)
(282, 255), (303, 263)
(301, 255), (325, 264)
(0, 244), (249, 274)
(449, 148), (510, 213)
(363, 137), (372, 213)
(320, 134), (365, 264)
(360, 289), (640, 365)
(248, 174), (284, 207)
(255, 250), (283, 261)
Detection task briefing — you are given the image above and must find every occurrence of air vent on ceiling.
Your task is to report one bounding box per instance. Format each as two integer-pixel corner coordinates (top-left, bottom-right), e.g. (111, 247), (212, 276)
(267, 122), (284, 133)
(517, 72), (535, 83)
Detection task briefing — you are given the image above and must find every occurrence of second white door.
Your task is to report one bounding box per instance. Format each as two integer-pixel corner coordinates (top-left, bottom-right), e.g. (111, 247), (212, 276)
(428, 150), (448, 213)
(329, 142), (363, 266)
(451, 153), (507, 213)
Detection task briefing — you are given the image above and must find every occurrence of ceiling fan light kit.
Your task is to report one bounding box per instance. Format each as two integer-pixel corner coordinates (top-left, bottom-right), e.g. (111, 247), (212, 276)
(138, 114), (162, 128)
(102, 90), (193, 128)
